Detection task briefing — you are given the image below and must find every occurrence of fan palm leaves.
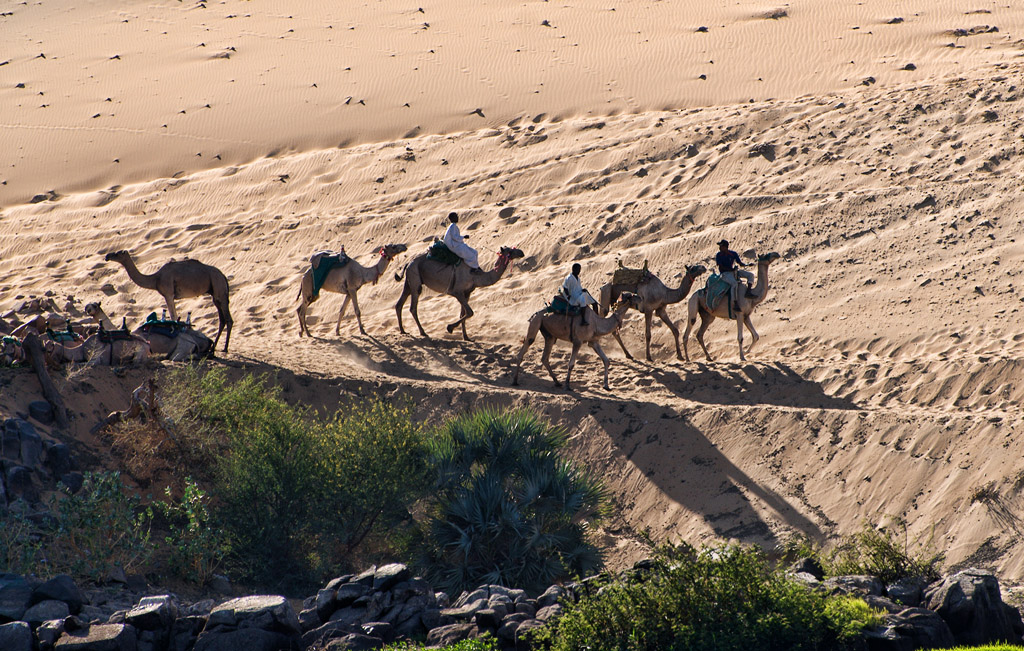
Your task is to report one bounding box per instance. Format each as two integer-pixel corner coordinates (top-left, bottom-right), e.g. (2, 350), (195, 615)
(422, 407), (607, 593)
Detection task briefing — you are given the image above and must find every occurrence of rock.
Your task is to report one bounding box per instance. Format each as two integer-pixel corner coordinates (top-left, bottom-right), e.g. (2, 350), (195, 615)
(887, 577), (927, 607)
(0, 574), (34, 621)
(790, 557), (825, 581)
(325, 576), (353, 591)
(791, 572), (820, 586)
(24, 599), (70, 625)
(434, 592), (450, 608)
(453, 588), (488, 609)
(55, 623), (138, 651)
(185, 601), (214, 617)
(60, 473), (84, 494)
(80, 606), (106, 623)
(170, 616), (206, 651)
(862, 624), (913, 651)
(419, 608), (441, 632)
(125, 596), (178, 631)
(535, 604), (563, 622)
(441, 599), (487, 620)
(474, 609), (503, 630)
(315, 588), (336, 619)
(889, 606), (955, 649)
(301, 620), (356, 649)
(323, 633), (382, 650)
(206, 596), (300, 636)
(333, 584), (369, 609)
(351, 568), (376, 588)
(0, 622), (33, 651)
(823, 575), (884, 597)
(514, 602), (537, 618)
(327, 606), (367, 628)
(207, 575), (231, 595)
(926, 568), (1021, 645)
(29, 401), (55, 425)
(18, 423), (43, 467)
(426, 622), (476, 647)
(372, 564), (410, 592)
(6, 466), (38, 503)
(193, 628), (295, 651)
(45, 443), (74, 479)
(297, 608), (321, 633)
(359, 621), (393, 642)
(536, 585), (565, 609)
(34, 575), (84, 614)
(497, 618), (522, 640)
(37, 618), (66, 647)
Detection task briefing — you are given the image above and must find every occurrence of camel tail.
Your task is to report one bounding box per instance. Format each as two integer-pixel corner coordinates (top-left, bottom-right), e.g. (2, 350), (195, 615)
(394, 263), (409, 283)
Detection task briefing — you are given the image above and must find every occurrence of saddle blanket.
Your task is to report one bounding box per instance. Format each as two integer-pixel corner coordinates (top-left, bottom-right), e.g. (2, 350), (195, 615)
(310, 250), (350, 300)
(545, 295), (583, 316)
(138, 313), (188, 339)
(612, 260), (650, 286)
(426, 240), (462, 267)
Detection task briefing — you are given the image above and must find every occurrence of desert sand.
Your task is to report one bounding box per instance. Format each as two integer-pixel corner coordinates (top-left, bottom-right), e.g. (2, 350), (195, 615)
(3, 0), (1024, 581)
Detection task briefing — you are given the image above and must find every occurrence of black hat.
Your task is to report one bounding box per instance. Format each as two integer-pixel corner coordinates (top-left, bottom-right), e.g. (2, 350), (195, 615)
(718, 239), (729, 247)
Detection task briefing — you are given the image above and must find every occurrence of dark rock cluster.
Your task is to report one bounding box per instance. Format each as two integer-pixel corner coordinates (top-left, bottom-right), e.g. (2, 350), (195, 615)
(1, 417), (82, 509)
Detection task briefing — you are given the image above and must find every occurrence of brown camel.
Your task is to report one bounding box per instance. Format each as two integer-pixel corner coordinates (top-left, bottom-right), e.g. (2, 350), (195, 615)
(512, 292), (642, 391)
(44, 331), (150, 366)
(104, 250), (233, 353)
(394, 246), (525, 341)
(598, 264), (707, 361)
(296, 244), (408, 337)
(85, 302), (212, 362)
(683, 252), (781, 362)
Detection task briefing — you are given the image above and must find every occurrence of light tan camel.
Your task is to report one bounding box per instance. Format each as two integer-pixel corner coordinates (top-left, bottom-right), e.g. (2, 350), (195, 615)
(104, 250), (233, 353)
(511, 292), (642, 391)
(85, 302), (212, 362)
(394, 246), (525, 341)
(295, 244), (408, 337)
(683, 252), (781, 362)
(598, 264), (707, 362)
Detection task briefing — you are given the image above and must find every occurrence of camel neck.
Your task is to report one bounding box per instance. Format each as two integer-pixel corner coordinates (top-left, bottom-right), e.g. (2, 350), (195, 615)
(118, 256), (159, 289)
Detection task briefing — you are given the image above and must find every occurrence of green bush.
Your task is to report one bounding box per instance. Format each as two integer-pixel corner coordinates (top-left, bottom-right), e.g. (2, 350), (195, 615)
(420, 407), (607, 594)
(534, 544), (883, 651)
(156, 478), (228, 584)
(825, 519), (943, 584)
(384, 636), (498, 650)
(0, 508), (41, 574)
(43, 471), (153, 582)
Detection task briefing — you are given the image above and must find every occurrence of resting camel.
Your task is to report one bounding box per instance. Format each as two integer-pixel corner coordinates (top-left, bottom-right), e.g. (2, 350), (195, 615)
(85, 302), (212, 362)
(44, 330), (150, 366)
(512, 292), (642, 391)
(104, 250), (233, 353)
(395, 246), (525, 341)
(598, 264), (707, 362)
(683, 252), (781, 362)
(296, 244), (408, 337)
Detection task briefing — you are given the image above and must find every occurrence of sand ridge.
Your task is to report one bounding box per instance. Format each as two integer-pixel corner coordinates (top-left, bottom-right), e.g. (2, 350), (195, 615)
(2, 0), (1024, 580)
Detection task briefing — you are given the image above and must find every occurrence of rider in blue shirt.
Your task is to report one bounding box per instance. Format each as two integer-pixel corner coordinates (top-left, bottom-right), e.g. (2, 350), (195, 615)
(716, 239), (754, 311)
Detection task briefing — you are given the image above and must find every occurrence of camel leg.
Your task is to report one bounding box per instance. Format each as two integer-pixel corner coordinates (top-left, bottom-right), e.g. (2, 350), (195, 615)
(644, 311), (654, 362)
(657, 307), (683, 361)
(743, 314), (759, 355)
(395, 286), (410, 335)
(539, 335), (560, 387)
(612, 330), (633, 360)
(695, 312), (714, 362)
(590, 341), (612, 391)
(565, 340), (582, 391)
(736, 312), (746, 362)
(446, 295), (474, 341)
(163, 295), (178, 322)
(297, 298), (309, 338)
(512, 336), (534, 386)
(682, 314), (695, 363)
(409, 288), (429, 338)
(350, 293), (367, 335)
(214, 299), (233, 354)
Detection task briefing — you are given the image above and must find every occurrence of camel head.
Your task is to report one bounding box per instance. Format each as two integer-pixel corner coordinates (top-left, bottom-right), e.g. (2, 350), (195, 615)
(104, 250), (131, 263)
(84, 302), (102, 321)
(613, 292), (642, 312)
(757, 252), (782, 264)
(685, 264), (708, 278)
(498, 246), (526, 262)
(379, 243), (408, 259)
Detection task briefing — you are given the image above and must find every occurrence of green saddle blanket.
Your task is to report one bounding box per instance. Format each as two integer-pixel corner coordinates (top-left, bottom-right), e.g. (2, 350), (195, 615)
(46, 326), (79, 343)
(704, 274), (732, 313)
(426, 240), (462, 266)
(545, 295), (582, 316)
(139, 313), (189, 339)
(311, 252), (350, 300)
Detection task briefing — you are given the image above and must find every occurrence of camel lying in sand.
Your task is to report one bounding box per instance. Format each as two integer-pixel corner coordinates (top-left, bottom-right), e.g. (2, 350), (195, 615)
(598, 264), (707, 362)
(512, 292), (642, 391)
(296, 244), (408, 337)
(683, 252), (781, 362)
(395, 246), (525, 341)
(85, 302), (213, 362)
(44, 330), (150, 366)
(105, 250), (233, 353)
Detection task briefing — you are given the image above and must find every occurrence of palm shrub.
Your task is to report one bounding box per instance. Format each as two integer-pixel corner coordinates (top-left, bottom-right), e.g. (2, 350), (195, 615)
(421, 407), (607, 594)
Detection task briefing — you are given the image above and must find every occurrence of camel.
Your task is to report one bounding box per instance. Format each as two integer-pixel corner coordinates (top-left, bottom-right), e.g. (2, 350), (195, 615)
(104, 250), (233, 353)
(295, 243), (408, 337)
(598, 264), (707, 361)
(683, 252), (782, 362)
(394, 246), (525, 341)
(1, 335), (25, 365)
(85, 302), (212, 362)
(44, 330), (150, 366)
(511, 292), (642, 391)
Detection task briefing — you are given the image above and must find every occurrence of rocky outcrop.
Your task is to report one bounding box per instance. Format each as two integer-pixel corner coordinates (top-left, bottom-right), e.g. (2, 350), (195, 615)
(925, 568), (1024, 646)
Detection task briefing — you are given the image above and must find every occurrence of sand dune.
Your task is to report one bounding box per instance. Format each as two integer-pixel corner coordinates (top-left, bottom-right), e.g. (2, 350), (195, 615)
(3, 0), (1024, 581)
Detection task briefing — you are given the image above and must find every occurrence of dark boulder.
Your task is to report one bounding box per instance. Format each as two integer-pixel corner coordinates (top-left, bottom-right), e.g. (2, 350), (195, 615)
(6, 466), (38, 503)
(54, 623), (138, 651)
(926, 568), (1021, 645)
(205, 596), (300, 636)
(323, 632), (383, 650)
(45, 443), (74, 479)
(0, 621), (33, 651)
(372, 564), (411, 592)
(427, 622), (476, 647)
(889, 606), (955, 649)
(34, 575), (84, 614)
(24, 599), (70, 625)
(125, 596), (178, 631)
(790, 557), (825, 581)
(29, 401), (55, 426)
(887, 577), (927, 607)
(0, 574), (34, 621)
(823, 575), (884, 597)
(60, 473), (84, 494)
(193, 628), (296, 651)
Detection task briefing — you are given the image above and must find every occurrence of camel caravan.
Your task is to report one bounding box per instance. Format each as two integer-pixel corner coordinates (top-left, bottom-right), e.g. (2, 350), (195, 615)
(2, 210), (781, 390)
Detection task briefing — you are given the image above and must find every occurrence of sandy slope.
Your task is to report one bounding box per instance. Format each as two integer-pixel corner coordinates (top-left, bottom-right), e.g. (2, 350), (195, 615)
(3, 1), (1024, 580)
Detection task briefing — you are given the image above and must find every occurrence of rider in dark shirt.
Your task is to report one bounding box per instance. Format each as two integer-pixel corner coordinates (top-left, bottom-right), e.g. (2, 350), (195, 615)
(716, 240), (754, 310)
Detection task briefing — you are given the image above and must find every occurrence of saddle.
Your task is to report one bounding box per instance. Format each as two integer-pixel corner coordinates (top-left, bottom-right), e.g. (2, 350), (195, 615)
(98, 326), (134, 344)
(310, 250), (351, 300)
(545, 295), (582, 316)
(46, 324), (80, 344)
(138, 312), (188, 339)
(704, 274), (732, 313)
(426, 240), (462, 267)
(612, 260), (650, 286)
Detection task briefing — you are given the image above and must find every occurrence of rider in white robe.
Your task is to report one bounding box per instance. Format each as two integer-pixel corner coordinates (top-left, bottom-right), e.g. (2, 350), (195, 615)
(442, 212), (480, 270)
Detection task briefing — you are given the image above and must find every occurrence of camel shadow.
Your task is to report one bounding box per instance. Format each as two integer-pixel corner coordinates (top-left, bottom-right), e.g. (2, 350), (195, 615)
(640, 360), (859, 410)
